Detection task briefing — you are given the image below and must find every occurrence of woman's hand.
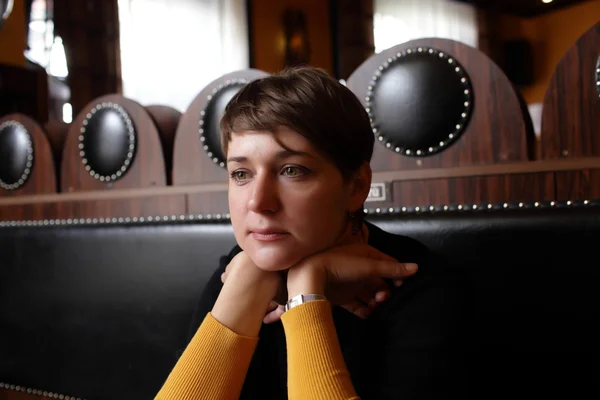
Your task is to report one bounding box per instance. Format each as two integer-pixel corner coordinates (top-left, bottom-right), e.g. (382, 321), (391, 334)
(286, 244), (418, 319)
(212, 251), (283, 336)
(221, 252), (287, 324)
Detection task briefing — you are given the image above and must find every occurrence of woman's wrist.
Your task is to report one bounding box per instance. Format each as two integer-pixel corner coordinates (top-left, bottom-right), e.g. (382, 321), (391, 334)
(286, 259), (327, 299)
(211, 254), (279, 336)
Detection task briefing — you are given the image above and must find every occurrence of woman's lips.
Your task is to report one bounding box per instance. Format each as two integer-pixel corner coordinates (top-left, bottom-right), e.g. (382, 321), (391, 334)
(250, 230), (290, 242)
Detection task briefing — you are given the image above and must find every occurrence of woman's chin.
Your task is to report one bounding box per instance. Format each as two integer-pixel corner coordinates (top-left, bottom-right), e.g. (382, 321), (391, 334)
(248, 248), (304, 272)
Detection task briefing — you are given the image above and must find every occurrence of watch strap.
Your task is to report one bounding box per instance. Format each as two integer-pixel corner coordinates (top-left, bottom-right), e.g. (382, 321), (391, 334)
(284, 293), (327, 312)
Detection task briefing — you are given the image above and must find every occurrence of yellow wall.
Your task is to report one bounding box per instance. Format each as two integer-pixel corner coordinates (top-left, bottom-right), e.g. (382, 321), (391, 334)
(251, 0), (332, 75)
(0, 0), (26, 66)
(500, 0), (600, 103)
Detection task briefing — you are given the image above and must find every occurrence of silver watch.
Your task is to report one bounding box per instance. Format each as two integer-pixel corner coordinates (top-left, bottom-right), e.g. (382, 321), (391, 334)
(284, 294), (327, 312)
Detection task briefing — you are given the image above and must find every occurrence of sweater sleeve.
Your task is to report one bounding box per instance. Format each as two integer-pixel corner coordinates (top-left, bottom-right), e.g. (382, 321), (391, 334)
(155, 312), (258, 400)
(281, 300), (360, 400)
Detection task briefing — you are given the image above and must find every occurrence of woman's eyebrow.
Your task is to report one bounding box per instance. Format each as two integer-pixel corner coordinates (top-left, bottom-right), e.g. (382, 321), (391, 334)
(226, 156), (247, 164)
(276, 149), (315, 159)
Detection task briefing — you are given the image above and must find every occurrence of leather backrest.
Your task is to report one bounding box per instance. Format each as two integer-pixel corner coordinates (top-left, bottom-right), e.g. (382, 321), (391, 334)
(1, 203), (599, 399)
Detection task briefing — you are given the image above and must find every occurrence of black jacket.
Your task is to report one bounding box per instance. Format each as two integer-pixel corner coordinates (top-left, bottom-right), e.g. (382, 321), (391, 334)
(187, 221), (472, 399)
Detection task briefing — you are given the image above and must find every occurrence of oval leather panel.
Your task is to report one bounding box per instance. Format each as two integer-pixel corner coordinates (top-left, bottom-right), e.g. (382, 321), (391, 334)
(81, 106), (136, 180)
(368, 48), (473, 156)
(0, 121), (33, 190)
(596, 56), (600, 98)
(201, 82), (246, 167)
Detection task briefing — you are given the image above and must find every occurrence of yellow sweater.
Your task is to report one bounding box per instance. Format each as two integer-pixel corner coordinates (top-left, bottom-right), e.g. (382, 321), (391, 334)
(156, 300), (358, 400)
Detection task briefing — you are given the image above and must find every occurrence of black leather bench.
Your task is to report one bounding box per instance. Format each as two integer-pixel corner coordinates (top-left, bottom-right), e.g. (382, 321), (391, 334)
(1, 200), (599, 399)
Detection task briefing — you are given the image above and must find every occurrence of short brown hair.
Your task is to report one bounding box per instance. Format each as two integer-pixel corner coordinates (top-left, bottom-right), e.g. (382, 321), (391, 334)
(220, 66), (373, 178)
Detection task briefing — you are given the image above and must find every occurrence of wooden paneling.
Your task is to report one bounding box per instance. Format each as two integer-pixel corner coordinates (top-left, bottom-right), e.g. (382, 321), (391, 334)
(347, 38), (534, 172)
(331, 0), (374, 80)
(540, 21), (600, 159)
(54, 0), (121, 116)
(0, 114), (57, 197)
(0, 195), (186, 221)
(172, 69), (269, 185)
(2, 158), (600, 220)
(61, 95), (166, 192)
(389, 172), (555, 207)
(186, 191), (230, 215)
(555, 169), (600, 201)
(145, 105), (182, 185)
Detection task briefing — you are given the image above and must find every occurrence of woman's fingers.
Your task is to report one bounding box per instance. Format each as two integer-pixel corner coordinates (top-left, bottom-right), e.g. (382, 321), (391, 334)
(263, 304), (285, 324)
(341, 301), (372, 319)
(327, 254), (418, 282)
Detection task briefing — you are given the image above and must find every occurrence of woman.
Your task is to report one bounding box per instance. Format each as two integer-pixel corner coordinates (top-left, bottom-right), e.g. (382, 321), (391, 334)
(156, 67), (469, 399)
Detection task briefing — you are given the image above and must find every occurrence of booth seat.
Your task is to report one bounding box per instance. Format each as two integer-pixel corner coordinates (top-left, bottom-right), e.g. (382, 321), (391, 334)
(1, 200), (599, 399)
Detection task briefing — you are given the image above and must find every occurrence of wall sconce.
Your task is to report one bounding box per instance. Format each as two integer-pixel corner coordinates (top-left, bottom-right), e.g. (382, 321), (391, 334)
(282, 9), (310, 67)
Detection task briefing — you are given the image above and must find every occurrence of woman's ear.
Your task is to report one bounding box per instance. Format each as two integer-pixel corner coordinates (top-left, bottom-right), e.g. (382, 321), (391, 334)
(347, 162), (372, 212)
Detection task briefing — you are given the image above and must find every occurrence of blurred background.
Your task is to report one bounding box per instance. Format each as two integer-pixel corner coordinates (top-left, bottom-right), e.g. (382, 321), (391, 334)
(1, 0), (599, 137)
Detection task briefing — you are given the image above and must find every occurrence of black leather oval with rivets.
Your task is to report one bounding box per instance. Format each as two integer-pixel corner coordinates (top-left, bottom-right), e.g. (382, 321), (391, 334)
(370, 51), (472, 156)
(82, 107), (136, 178)
(201, 83), (246, 165)
(0, 122), (33, 187)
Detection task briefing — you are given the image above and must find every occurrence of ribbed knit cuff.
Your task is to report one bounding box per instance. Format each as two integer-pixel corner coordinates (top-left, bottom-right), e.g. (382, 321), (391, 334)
(281, 300), (359, 400)
(156, 313), (258, 400)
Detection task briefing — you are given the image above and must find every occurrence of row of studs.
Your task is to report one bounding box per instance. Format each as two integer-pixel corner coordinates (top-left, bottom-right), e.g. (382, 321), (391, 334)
(199, 79), (248, 168)
(79, 103), (136, 182)
(366, 47), (473, 157)
(364, 199), (596, 215)
(0, 382), (84, 399)
(1, 200), (597, 228)
(596, 57), (599, 98)
(0, 120), (34, 191)
(0, 213), (231, 227)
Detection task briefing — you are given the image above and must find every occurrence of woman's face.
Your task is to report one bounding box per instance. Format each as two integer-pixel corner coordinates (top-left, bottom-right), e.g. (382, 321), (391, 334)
(227, 126), (369, 271)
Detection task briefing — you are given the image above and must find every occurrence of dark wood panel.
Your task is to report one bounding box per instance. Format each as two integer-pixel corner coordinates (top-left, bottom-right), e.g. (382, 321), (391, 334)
(0, 195), (185, 221)
(389, 172), (555, 207)
(172, 69), (269, 185)
(347, 38), (534, 172)
(54, 0), (121, 115)
(0, 114), (57, 197)
(555, 169), (600, 201)
(145, 105), (182, 185)
(541, 21), (600, 159)
(187, 191), (230, 215)
(61, 95), (167, 192)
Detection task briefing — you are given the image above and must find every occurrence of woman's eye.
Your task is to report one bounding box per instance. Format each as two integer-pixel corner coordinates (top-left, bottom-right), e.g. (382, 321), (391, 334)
(282, 166), (307, 177)
(230, 170), (250, 182)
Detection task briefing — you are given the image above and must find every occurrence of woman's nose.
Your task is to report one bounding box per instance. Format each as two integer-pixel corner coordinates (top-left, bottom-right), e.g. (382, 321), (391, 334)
(248, 174), (280, 213)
